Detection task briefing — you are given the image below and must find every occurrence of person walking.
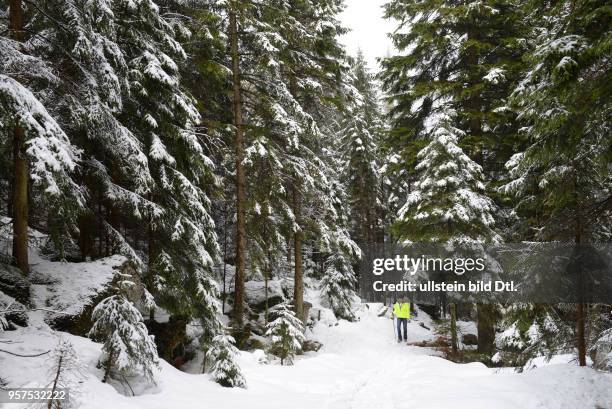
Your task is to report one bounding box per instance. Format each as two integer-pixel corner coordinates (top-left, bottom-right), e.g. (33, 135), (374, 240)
(392, 297), (411, 343)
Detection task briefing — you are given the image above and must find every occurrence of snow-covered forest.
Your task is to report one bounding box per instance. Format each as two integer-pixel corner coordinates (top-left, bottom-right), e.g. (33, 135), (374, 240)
(0, 0), (611, 408)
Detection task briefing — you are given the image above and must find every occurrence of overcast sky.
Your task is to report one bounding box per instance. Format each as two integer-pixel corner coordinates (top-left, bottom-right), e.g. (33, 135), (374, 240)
(339, 0), (396, 71)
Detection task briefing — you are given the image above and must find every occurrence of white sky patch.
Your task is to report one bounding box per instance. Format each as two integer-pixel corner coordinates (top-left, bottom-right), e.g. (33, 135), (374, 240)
(339, 0), (396, 70)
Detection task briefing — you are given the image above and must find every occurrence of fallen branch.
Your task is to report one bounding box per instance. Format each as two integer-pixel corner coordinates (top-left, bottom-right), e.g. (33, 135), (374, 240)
(0, 348), (51, 357)
(1, 308), (71, 315)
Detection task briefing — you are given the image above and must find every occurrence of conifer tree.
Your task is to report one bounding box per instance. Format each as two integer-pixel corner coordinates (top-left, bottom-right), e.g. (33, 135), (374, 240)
(320, 254), (357, 321)
(266, 303), (305, 365)
(395, 113), (499, 245)
(1, 1), (87, 272)
(394, 112), (500, 353)
(339, 52), (385, 246)
(208, 334), (246, 388)
(502, 0), (611, 367)
(205, 0), (359, 327)
(89, 277), (159, 383)
(381, 0), (527, 354)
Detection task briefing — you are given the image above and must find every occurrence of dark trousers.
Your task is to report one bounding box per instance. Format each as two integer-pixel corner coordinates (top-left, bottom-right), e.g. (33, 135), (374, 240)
(396, 318), (407, 341)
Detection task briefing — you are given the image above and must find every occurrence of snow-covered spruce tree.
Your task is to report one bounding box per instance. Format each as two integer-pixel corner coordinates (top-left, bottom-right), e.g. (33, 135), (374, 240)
(207, 0), (360, 327)
(339, 51), (385, 246)
(320, 254), (357, 321)
(0, 0), (160, 266)
(394, 112), (500, 355)
(208, 334), (246, 388)
(88, 278), (159, 383)
(394, 113), (500, 245)
(278, 0), (362, 325)
(266, 303), (305, 365)
(379, 3), (528, 355)
(381, 0), (527, 171)
(0, 2), (86, 272)
(501, 0), (611, 367)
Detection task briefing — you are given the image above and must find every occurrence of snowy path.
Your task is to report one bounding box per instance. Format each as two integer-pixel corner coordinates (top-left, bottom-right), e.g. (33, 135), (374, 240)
(3, 305), (611, 409)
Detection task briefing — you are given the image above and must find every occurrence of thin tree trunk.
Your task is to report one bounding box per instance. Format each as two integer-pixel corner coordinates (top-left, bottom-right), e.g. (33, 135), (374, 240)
(147, 203), (156, 321)
(265, 247), (271, 324)
(574, 174), (586, 366)
(48, 354), (63, 409)
(286, 235), (292, 266)
(102, 348), (114, 383)
(576, 302), (586, 366)
(449, 303), (458, 355)
(222, 203), (228, 315)
(201, 349), (208, 374)
(97, 198), (103, 257)
(9, 0), (28, 275)
(293, 183), (304, 322)
(229, 8), (246, 328)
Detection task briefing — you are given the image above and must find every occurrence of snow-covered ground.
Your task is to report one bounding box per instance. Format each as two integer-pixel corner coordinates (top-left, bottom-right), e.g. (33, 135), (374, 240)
(2, 303), (611, 409)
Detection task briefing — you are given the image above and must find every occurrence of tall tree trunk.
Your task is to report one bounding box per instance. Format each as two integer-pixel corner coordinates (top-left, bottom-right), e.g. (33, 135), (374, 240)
(8, 1), (23, 41)
(574, 173), (586, 366)
(293, 183), (304, 322)
(449, 303), (458, 355)
(576, 302), (586, 366)
(229, 8), (246, 328)
(147, 206), (156, 321)
(12, 125), (28, 274)
(10, 0), (28, 275)
(265, 247), (271, 324)
(222, 203), (228, 315)
(78, 213), (94, 260)
(476, 304), (495, 355)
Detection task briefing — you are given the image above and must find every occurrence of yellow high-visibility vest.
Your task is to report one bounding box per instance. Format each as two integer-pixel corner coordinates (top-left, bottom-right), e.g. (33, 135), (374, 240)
(393, 302), (411, 319)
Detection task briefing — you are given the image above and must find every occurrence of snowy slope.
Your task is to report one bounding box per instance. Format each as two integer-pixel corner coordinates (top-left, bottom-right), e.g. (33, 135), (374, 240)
(2, 304), (611, 409)
(29, 253), (125, 317)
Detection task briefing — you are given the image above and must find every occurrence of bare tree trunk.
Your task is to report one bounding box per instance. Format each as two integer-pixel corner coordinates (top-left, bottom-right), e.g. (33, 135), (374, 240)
(9, 0), (28, 275)
(449, 303), (458, 355)
(222, 203), (228, 315)
(576, 302), (586, 366)
(229, 8), (246, 328)
(574, 177), (586, 366)
(286, 234), (292, 266)
(265, 247), (271, 324)
(147, 201), (156, 321)
(293, 183), (303, 322)
(102, 347), (114, 383)
(476, 303), (495, 355)
(8, 1), (23, 42)
(11, 125), (28, 274)
(48, 353), (63, 409)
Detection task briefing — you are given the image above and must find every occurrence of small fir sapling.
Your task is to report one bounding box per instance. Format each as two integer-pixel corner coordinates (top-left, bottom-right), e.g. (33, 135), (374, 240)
(265, 303), (305, 365)
(208, 334), (246, 388)
(88, 273), (159, 383)
(39, 340), (84, 409)
(320, 254), (357, 321)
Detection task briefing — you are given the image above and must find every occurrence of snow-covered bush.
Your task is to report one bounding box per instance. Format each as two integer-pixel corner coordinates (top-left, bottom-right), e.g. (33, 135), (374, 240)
(320, 254), (357, 321)
(88, 280), (159, 383)
(497, 304), (574, 369)
(208, 334), (246, 388)
(591, 328), (612, 371)
(266, 304), (305, 365)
